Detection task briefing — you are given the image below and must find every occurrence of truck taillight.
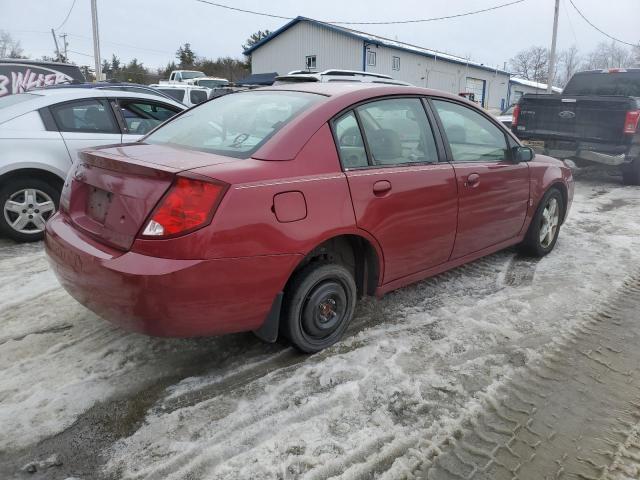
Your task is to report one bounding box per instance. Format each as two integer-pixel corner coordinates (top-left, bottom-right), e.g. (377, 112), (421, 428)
(141, 177), (227, 238)
(624, 110), (640, 134)
(512, 104), (521, 128)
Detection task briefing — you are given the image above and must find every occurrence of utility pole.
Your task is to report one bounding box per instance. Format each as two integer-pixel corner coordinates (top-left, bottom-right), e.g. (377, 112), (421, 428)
(51, 28), (61, 61)
(58, 33), (68, 61)
(91, 0), (102, 81)
(547, 0), (560, 93)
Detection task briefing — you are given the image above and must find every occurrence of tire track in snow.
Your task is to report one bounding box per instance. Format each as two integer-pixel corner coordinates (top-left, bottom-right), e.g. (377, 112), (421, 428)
(416, 272), (640, 480)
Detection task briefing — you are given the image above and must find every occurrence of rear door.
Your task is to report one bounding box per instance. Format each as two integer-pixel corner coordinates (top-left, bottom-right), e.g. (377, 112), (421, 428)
(49, 98), (122, 163)
(431, 98), (529, 259)
(335, 97), (458, 284)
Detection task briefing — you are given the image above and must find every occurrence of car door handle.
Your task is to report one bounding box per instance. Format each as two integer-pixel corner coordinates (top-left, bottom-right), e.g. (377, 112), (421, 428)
(465, 173), (480, 188)
(373, 180), (392, 195)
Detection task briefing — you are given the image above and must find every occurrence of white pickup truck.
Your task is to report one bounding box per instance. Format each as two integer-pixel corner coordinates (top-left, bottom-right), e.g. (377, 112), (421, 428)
(159, 70), (206, 85)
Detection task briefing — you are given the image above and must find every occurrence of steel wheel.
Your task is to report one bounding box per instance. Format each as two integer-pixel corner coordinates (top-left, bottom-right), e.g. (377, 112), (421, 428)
(282, 262), (357, 353)
(539, 197), (560, 249)
(300, 280), (348, 341)
(3, 188), (56, 236)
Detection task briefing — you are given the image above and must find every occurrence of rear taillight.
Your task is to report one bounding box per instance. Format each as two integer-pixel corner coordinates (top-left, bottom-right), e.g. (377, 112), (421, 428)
(141, 177), (227, 238)
(624, 110), (640, 134)
(512, 104), (521, 128)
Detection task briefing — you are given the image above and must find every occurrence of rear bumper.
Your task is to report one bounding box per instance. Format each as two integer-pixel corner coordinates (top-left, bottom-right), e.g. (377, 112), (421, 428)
(521, 138), (633, 165)
(45, 213), (302, 337)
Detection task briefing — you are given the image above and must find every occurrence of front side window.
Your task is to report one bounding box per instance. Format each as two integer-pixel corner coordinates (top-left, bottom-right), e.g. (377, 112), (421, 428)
(157, 88), (185, 103)
(432, 99), (508, 162)
(145, 90), (322, 158)
(392, 56), (400, 71)
(356, 98), (438, 166)
(190, 90), (208, 105)
(119, 101), (180, 134)
(305, 55), (317, 69)
(367, 50), (376, 66)
(50, 99), (118, 134)
(333, 111), (367, 169)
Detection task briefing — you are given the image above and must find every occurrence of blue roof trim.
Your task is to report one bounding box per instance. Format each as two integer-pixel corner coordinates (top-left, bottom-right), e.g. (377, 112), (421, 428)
(243, 16), (510, 76)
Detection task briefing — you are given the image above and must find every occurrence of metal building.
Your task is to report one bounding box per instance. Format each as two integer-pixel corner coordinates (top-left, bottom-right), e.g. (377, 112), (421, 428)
(244, 16), (512, 110)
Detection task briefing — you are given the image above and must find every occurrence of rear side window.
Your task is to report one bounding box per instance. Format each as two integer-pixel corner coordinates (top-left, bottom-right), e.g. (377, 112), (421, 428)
(50, 99), (119, 134)
(119, 101), (180, 134)
(356, 98), (438, 166)
(432, 100), (508, 162)
(145, 90), (322, 158)
(158, 88), (185, 102)
(333, 111), (367, 169)
(190, 90), (208, 105)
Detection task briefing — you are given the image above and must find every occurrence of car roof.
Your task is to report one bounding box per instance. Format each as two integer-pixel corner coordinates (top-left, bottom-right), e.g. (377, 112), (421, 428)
(0, 87), (185, 123)
(154, 84), (209, 90)
(257, 81), (462, 100)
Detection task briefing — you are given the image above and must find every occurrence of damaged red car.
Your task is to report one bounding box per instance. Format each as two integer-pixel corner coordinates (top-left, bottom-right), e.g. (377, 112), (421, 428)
(45, 83), (574, 352)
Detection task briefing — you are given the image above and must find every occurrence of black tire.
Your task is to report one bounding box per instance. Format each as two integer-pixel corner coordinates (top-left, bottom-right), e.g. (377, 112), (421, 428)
(621, 158), (640, 186)
(0, 177), (60, 243)
(518, 188), (564, 257)
(282, 262), (357, 353)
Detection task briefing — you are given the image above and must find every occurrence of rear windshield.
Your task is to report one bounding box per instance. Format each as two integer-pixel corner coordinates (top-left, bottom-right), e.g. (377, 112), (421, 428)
(563, 71), (640, 96)
(145, 90), (322, 158)
(0, 93), (40, 108)
(157, 88), (185, 102)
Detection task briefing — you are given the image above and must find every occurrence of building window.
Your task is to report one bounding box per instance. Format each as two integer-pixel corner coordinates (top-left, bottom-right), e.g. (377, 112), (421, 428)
(305, 55), (317, 69)
(367, 50), (376, 66)
(392, 56), (400, 71)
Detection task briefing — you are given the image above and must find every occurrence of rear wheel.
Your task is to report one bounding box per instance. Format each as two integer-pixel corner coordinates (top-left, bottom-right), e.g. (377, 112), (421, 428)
(622, 158), (640, 186)
(0, 178), (60, 242)
(518, 188), (564, 257)
(282, 262), (357, 353)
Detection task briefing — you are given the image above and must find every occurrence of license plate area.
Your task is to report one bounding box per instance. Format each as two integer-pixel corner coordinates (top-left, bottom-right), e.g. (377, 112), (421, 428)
(87, 187), (112, 224)
(522, 140), (545, 148)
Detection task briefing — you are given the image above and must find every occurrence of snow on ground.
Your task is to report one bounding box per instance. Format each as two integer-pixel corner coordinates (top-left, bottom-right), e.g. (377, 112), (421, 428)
(1, 178), (640, 479)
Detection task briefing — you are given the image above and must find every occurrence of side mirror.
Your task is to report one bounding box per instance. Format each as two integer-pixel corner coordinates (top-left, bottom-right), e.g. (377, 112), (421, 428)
(512, 146), (535, 163)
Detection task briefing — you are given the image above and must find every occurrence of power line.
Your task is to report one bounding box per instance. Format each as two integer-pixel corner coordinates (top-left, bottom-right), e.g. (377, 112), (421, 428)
(195, 0), (526, 25)
(67, 49), (93, 58)
(55, 0), (77, 31)
(568, 0), (637, 47)
(561, 0), (578, 45)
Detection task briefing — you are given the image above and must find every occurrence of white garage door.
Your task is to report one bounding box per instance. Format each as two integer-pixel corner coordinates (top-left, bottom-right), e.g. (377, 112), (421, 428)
(465, 77), (485, 106)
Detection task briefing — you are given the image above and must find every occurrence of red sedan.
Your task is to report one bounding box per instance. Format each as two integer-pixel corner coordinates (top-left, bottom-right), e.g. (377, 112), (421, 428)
(45, 84), (574, 352)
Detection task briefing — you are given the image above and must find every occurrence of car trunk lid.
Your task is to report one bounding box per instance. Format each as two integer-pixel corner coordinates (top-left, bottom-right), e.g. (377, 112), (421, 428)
(66, 143), (237, 250)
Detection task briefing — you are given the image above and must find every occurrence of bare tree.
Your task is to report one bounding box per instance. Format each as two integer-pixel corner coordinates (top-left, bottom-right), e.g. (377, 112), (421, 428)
(0, 30), (25, 58)
(557, 45), (581, 87)
(634, 45), (640, 67)
(509, 46), (549, 83)
(583, 41), (634, 70)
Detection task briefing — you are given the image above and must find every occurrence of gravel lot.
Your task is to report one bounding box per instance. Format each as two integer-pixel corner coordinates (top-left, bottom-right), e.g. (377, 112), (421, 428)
(1, 171), (640, 480)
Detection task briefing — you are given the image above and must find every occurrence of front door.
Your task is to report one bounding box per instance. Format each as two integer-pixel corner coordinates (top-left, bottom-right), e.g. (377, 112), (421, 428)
(49, 98), (122, 163)
(431, 99), (530, 259)
(333, 98), (458, 284)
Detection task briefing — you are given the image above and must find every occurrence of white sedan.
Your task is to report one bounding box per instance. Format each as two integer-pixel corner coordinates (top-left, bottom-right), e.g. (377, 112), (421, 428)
(0, 87), (185, 242)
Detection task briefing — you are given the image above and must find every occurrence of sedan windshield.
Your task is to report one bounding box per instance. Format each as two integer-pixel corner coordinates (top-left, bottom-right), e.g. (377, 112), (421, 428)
(145, 90), (322, 158)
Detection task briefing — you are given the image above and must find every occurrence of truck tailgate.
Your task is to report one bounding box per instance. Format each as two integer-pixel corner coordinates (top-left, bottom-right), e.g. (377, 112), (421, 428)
(517, 95), (632, 144)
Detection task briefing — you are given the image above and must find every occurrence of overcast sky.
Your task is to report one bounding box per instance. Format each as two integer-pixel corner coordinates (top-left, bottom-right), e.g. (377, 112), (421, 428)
(1, 0), (638, 71)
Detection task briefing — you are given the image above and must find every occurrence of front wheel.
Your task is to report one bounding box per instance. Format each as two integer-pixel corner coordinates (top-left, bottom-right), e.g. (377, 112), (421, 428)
(282, 262), (357, 353)
(518, 188), (564, 257)
(0, 178), (60, 242)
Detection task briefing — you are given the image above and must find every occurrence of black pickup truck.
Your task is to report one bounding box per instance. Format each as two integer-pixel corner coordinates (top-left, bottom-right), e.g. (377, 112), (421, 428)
(513, 69), (640, 185)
